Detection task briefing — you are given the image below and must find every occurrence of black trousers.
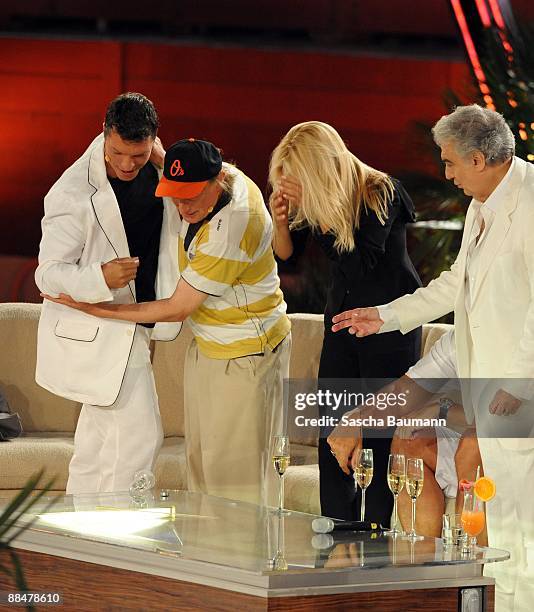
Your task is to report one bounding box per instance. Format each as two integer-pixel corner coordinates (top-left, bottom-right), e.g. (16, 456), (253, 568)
(318, 325), (421, 525)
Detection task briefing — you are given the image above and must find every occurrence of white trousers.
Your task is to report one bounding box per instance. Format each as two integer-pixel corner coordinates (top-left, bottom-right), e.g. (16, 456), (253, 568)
(66, 326), (163, 495)
(478, 437), (534, 612)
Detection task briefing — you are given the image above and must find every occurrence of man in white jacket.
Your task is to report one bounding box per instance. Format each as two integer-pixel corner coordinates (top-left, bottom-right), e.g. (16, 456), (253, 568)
(329, 104), (534, 612)
(35, 92), (181, 495)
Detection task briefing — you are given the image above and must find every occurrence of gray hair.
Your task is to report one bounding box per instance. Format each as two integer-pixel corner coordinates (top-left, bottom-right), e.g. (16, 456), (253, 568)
(432, 104), (515, 165)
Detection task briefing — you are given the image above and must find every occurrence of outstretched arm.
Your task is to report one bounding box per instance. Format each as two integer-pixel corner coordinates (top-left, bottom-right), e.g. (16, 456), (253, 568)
(331, 258), (462, 337)
(42, 277), (207, 323)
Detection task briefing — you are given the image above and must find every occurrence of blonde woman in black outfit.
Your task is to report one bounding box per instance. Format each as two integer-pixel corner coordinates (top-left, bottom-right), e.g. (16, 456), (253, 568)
(269, 121), (422, 523)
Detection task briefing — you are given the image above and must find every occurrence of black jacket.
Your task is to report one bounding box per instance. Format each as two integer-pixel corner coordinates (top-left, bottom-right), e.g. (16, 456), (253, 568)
(287, 179), (422, 320)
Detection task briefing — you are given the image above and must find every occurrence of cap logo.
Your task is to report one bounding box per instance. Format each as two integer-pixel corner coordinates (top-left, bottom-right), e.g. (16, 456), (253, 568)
(170, 159), (185, 177)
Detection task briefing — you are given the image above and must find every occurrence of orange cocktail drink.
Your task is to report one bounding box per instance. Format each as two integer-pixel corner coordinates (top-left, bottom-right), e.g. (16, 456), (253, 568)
(461, 488), (485, 551)
(461, 510), (485, 537)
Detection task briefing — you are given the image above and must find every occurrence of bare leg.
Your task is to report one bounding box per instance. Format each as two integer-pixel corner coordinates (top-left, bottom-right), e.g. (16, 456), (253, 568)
(392, 432), (444, 537)
(455, 429), (488, 546)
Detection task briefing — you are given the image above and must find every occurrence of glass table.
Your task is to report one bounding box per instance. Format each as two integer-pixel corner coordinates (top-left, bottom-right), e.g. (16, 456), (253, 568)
(0, 490), (509, 611)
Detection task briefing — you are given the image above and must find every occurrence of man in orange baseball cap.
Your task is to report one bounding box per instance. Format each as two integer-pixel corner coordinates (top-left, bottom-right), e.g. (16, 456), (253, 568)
(156, 138), (222, 199)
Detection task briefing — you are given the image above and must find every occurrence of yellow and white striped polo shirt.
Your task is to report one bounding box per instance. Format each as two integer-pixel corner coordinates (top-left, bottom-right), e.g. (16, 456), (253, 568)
(179, 167), (291, 359)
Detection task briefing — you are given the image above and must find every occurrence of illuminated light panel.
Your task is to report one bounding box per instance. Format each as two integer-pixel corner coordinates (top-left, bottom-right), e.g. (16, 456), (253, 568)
(474, 0), (492, 26)
(487, 0), (507, 29)
(450, 0), (528, 123)
(449, 0), (495, 109)
(37, 508), (174, 539)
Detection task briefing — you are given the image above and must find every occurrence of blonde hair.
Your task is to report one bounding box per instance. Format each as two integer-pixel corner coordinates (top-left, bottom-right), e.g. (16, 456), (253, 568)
(268, 121), (394, 253)
(210, 162), (236, 196)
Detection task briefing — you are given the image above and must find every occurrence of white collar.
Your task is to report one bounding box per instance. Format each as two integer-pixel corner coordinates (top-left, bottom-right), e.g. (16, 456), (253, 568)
(472, 158), (515, 214)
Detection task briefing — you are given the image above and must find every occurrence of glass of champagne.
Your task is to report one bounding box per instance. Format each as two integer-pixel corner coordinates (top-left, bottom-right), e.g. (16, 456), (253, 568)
(461, 489), (485, 552)
(387, 453), (406, 535)
(355, 448), (373, 521)
(273, 513), (288, 571)
(405, 458), (424, 539)
(272, 435), (290, 515)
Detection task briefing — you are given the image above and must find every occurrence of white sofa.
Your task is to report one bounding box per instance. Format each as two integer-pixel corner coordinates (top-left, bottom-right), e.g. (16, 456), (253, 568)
(0, 302), (451, 514)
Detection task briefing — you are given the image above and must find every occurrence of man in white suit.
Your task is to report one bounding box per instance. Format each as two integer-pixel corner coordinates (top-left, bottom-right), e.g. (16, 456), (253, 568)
(35, 92), (181, 495)
(329, 104), (534, 612)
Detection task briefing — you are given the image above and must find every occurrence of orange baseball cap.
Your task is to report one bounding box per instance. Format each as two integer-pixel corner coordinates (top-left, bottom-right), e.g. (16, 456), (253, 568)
(155, 138), (222, 199)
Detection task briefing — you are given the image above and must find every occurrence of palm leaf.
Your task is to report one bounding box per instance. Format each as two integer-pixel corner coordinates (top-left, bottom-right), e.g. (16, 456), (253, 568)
(8, 549), (35, 612)
(0, 471), (58, 610)
(0, 471), (58, 542)
(0, 470), (47, 529)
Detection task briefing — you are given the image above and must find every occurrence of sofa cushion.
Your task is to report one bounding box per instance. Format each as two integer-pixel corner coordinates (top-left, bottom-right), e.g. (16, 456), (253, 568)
(281, 313), (325, 449)
(0, 431), (318, 509)
(154, 438), (317, 489)
(287, 313), (324, 380)
(154, 437), (187, 489)
(0, 432), (74, 490)
(285, 464), (320, 515)
(0, 434), (188, 492)
(152, 324), (194, 438)
(0, 304), (81, 433)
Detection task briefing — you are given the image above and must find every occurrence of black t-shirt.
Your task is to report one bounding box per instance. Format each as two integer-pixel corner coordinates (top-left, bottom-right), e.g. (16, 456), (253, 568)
(109, 163), (163, 328)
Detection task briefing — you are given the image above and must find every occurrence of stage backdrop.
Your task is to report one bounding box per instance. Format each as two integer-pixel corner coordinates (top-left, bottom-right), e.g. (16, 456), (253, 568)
(0, 37), (471, 257)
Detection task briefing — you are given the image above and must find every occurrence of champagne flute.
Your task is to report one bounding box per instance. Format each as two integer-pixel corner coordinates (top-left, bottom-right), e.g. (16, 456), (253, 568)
(355, 448), (373, 521)
(387, 453), (406, 535)
(273, 513), (288, 571)
(405, 458), (424, 539)
(461, 489), (485, 553)
(272, 435), (291, 514)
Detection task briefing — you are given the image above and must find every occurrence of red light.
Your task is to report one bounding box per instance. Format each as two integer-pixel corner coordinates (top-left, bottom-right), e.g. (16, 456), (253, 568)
(474, 0), (492, 27)
(450, 0), (494, 108)
(487, 0), (506, 29)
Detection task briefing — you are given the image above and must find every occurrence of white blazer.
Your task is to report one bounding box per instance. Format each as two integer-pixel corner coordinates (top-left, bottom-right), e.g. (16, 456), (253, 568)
(35, 134), (182, 406)
(390, 158), (534, 438)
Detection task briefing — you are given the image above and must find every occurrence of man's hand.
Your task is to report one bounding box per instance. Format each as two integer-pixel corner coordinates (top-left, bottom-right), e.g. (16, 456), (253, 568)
(327, 421), (362, 475)
(150, 136), (165, 169)
(489, 389), (522, 416)
(102, 257), (139, 289)
(331, 307), (383, 336)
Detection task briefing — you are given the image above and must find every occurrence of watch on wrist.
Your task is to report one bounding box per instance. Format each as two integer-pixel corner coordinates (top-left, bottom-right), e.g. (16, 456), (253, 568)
(438, 397), (454, 421)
